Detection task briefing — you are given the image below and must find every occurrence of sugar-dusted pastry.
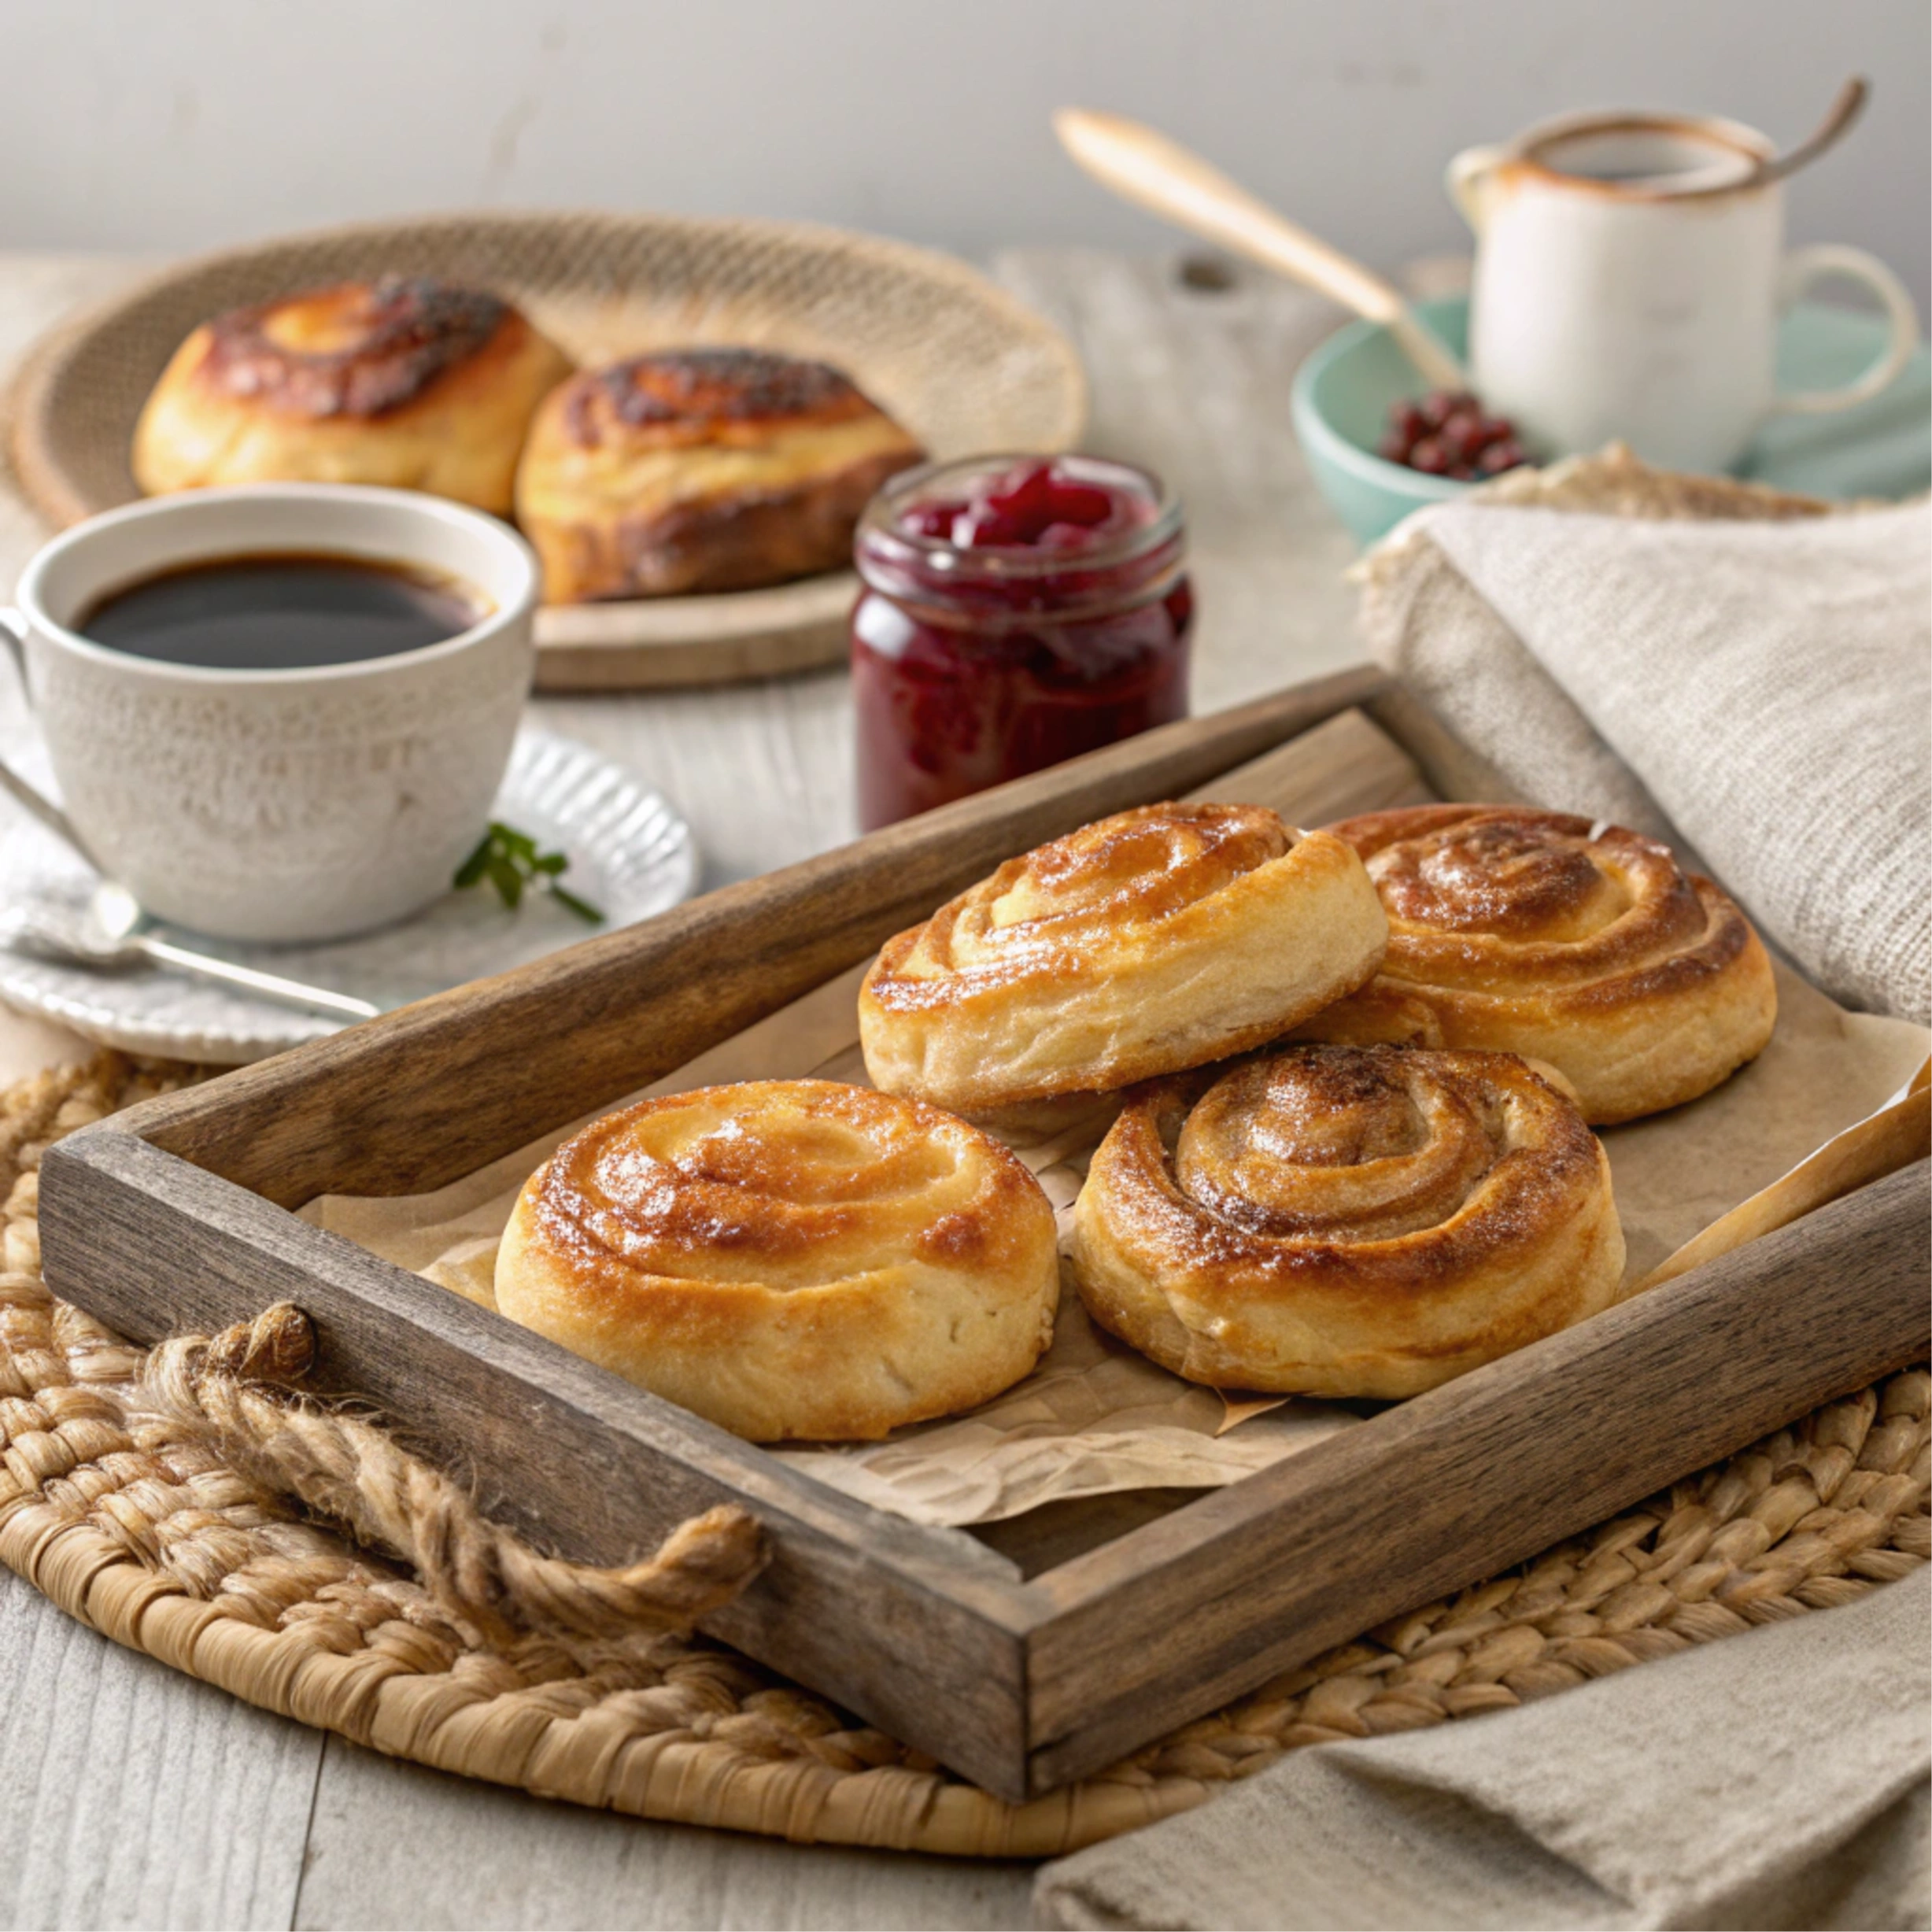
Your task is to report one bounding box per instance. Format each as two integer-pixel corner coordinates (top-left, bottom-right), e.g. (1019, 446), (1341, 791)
(858, 802), (1388, 1120)
(493, 1080), (1058, 1442)
(514, 348), (924, 600)
(132, 275), (572, 515)
(1071, 1044), (1624, 1398)
(1294, 806), (1777, 1125)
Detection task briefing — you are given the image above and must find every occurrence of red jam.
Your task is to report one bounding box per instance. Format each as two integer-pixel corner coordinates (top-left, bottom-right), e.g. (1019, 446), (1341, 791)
(851, 455), (1193, 829)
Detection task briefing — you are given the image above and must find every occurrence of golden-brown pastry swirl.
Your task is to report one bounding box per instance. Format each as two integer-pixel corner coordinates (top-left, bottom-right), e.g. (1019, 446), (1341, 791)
(1294, 806), (1777, 1124)
(1070, 1044), (1625, 1398)
(514, 347), (925, 600)
(132, 276), (573, 513)
(858, 802), (1389, 1118)
(494, 1080), (1058, 1442)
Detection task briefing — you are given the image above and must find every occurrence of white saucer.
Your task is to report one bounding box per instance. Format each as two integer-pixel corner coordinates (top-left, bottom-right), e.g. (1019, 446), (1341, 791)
(0, 729), (698, 1063)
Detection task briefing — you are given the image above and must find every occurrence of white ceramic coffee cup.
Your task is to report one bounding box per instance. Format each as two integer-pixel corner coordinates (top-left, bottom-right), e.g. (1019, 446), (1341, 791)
(1, 483), (539, 944)
(1448, 111), (1920, 472)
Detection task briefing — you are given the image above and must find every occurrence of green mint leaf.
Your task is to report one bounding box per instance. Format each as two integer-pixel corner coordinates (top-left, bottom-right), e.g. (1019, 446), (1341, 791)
(454, 821), (586, 916)
(549, 885), (604, 924)
(453, 836), (493, 889)
(486, 855), (524, 908)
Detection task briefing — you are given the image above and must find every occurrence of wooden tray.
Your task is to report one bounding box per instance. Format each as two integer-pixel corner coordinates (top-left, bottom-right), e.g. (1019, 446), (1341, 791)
(36, 666), (1930, 1801)
(6, 210), (1087, 692)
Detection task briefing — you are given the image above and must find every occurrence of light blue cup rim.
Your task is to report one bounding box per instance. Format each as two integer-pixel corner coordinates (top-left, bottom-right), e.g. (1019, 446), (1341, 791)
(1288, 296), (1475, 509)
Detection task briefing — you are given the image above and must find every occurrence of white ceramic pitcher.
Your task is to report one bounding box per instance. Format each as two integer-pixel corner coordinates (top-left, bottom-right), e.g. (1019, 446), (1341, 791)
(1448, 109), (1919, 472)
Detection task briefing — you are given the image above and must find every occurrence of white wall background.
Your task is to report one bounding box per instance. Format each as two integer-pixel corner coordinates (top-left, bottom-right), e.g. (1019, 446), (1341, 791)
(5, 0), (1927, 307)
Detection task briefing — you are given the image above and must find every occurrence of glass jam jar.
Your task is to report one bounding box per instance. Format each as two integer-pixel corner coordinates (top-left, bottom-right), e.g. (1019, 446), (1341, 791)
(851, 453), (1193, 829)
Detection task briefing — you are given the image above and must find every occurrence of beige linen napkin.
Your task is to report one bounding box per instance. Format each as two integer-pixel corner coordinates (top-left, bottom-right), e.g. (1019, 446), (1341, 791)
(1358, 483), (1930, 1023)
(1034, 1566), (1930, 1932)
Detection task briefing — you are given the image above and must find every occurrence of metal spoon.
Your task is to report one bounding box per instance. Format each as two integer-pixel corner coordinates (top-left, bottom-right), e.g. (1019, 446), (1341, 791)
(1681, 77), (1868, 198)
(0, 884), (382, 1022)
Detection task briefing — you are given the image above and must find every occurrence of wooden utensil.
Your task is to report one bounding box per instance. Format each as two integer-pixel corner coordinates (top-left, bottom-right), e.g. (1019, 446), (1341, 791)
(1055, 108), (1467, 392)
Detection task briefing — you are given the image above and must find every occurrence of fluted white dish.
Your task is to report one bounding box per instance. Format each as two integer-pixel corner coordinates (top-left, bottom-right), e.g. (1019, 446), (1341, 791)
(0, 729), (697, 1062)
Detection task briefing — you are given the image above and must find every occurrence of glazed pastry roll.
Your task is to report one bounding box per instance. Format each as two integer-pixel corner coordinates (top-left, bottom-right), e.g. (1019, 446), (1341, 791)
(1295, 806), (1777, 1124)
(1071, 1044), (1625, 1398)
(494, 1080), (1058, 1442)
(859, 801), (1389, 1118)
(132, 275), (572, 515)
(515, 347), (925, 600)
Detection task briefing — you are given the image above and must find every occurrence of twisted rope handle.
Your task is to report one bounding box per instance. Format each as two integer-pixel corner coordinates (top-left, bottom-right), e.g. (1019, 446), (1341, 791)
(134, 1304), (766, 1650)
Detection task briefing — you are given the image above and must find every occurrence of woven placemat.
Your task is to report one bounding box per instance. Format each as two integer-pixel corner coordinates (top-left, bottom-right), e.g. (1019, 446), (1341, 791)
(2, 1051), (1926, 1857)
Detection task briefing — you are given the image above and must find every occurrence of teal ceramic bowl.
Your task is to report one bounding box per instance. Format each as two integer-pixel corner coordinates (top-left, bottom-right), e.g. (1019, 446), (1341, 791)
(1291, 295), (1932, 546)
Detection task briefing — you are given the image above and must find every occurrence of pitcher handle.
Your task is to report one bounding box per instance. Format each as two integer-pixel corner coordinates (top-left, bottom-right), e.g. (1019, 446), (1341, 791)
(1445, 145), (1509, 231)
(1769, 245), (1919, 416)
(0, 608), (100, 867)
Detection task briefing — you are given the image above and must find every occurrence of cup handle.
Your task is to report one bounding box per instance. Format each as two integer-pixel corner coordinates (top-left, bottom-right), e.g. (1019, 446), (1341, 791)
(1445, 145), (1508, 231)
(0, 608), (102, 867)
(1769, 244), (1920, 416)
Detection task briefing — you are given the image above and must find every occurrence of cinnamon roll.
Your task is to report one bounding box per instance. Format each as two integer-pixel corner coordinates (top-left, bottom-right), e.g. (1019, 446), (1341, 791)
(132, 276), (573, 515)
(1071, 1044), (1624, 1398)
(1295, 806), (1777, 1124)
(514, 348), (924, 600)
(859, 802), (1389, 1119)
(494, 1080), (1058, 1442)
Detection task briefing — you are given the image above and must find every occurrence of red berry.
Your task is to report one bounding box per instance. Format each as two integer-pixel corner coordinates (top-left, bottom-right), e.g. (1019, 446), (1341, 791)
(983, 460), (1057, 521)
(1419, 390), (1472, 430)
(1041, 481), (1115, 526)
(1378, 430), (1413, 462)
(1447, 463), (1477, 481)
(1477, 438), (1527, 475)
(953, 508), (1030, 548)
(1389, 400), (1428, 443)
(901, 500), (965, 539)
(1407, 436), (1451, 475)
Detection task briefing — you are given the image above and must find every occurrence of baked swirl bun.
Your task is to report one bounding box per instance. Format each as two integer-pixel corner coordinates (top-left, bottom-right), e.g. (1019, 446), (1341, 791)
(1071, 1044), (1624, 1398)
(859, 803), (1389, 1119)
(514, 348), (925, 600)
(494, 1080), (1058, 1442)
(132, 275), (572, 514)
(1295, 807), (1778, 1125)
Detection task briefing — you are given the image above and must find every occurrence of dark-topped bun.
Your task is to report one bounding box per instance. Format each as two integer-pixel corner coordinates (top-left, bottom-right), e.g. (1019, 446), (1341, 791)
(133, 275), (572, 515)
(515, 346), (924, 600)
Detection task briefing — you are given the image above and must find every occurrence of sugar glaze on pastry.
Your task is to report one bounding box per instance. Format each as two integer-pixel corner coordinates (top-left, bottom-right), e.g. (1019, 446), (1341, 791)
(859, 801), (1388, 1118)
(132, 275), (572, 514)
(1295, 806), (1776, 1124)
(493, 1079), (1058, 1443)
(1071, 1044), (1625, 1399)
(515, 347), (924, 600)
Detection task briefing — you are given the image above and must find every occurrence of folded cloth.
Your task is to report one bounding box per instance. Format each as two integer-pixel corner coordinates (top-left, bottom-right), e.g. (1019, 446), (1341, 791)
(1033, 1565), (1930, 1932)
(1357, 466), (1930, 1024)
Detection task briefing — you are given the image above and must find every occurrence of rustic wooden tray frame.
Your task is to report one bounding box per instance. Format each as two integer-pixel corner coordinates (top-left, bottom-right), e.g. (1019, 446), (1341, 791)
(38, 666), (1930, 1802)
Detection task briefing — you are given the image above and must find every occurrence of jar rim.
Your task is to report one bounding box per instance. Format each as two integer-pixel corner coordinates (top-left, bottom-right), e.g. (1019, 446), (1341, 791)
(855, 452), (1184, 591)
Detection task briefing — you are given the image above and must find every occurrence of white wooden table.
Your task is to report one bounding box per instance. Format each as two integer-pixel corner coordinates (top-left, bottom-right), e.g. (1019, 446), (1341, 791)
(0, 246), (1365, 1930)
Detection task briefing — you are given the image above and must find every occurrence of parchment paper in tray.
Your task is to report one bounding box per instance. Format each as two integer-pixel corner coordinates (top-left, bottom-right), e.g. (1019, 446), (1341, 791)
(301, 722), (1930, 1527)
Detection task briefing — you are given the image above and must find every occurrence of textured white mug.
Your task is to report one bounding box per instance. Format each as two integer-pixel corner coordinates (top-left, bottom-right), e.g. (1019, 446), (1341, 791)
(2, 484), (539, 944)
(1448, 110), (1919, 472)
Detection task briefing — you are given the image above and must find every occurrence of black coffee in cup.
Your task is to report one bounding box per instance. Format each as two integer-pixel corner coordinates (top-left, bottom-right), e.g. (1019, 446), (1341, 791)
(77, 552), (488, 670)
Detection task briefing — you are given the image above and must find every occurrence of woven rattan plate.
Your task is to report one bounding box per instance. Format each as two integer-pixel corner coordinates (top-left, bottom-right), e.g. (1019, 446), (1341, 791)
(2, 1051), (1925, 1856)
(6, 211), (1088, 690)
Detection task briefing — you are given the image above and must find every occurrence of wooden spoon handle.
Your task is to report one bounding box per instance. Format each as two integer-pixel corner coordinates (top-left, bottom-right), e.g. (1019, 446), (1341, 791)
(1055, 108), (1466, 391)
